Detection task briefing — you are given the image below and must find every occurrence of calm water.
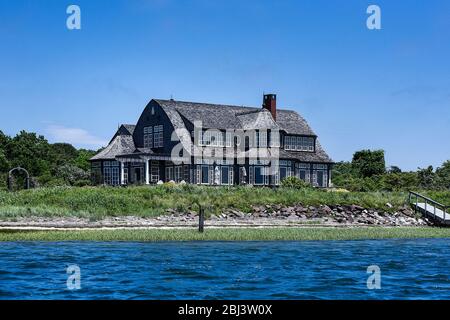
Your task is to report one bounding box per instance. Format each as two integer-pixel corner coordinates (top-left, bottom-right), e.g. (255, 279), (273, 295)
(0, 239), (449, 299)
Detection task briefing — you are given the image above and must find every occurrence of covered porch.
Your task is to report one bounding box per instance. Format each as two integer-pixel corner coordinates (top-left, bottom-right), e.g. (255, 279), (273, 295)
(115, 153), (190, 185)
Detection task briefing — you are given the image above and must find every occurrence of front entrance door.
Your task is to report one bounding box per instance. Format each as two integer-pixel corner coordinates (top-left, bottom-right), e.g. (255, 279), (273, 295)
(134, 168), (141, 183)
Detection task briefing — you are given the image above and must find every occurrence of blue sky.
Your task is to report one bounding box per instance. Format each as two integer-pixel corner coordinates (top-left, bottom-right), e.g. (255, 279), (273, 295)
(0, 0), (449, 171)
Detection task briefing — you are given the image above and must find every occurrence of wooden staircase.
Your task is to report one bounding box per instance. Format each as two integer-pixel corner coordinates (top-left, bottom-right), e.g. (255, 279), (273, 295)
(409, 191), (449, 226)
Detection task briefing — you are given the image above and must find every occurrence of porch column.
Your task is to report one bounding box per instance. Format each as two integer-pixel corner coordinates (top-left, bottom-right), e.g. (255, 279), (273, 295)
(120, 161), (125, 185)
(145, 159), (150, 185)
(328, 165), (332, 188)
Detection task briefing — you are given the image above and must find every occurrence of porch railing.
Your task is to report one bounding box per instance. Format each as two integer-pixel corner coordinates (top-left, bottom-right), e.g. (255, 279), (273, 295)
(408, 191), (448, 221)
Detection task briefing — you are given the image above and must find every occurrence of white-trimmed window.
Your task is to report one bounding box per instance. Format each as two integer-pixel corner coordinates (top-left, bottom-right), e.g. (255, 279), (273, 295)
(279, 160), (292, 182)
(123, 165), (129, 184)
(255, 131), (267, 148)
(296, 162), (311, 183)
(165, 166), (174, 181)
(154, 125), (164, 148)
(284, 136), (314, 151)
(225, 131), (233, 147)
(103, 161), (120, 185)
(174, 165), (183, 182)
(143, 126), (153, 148)
(200, 165), (210, 184)
(151, 161), (159, 182)
(199, 130), (224, 147)
(249, 166), (269, 185)
(312, 164), (328, 187)
(220, 166), (234, 185)
(270, 131), (280, 147)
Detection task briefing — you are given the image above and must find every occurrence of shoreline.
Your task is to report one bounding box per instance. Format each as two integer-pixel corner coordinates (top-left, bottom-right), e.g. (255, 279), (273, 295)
(1, 226), (449, 242)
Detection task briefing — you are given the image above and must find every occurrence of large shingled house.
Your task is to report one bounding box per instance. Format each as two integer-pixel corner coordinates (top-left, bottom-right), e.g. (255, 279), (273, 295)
(90, 94), (333, 187)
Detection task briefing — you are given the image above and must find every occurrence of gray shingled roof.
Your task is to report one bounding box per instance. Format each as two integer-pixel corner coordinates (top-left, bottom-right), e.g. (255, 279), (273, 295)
(122, 124), (136, 135)
(91, 99), (332, 163)
(236, 109), (280, 130)
(90, 125), (136, 161)
(154, 99), (316, 136)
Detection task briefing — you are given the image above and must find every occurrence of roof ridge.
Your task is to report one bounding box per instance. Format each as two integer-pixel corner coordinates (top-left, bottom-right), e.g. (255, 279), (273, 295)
(154, 98), (294, 112)
(236, 109), (269, 116)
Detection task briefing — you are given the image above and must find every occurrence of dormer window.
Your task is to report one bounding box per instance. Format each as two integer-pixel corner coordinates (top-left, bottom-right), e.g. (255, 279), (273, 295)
(284, 136), (314, 152)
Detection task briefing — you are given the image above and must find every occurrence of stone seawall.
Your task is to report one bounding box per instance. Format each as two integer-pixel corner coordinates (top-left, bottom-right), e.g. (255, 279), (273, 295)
(0, 204), (432, 229)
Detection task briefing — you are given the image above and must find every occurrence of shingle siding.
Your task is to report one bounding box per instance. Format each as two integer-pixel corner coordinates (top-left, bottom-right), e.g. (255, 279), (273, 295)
(90, 96), (333, 186)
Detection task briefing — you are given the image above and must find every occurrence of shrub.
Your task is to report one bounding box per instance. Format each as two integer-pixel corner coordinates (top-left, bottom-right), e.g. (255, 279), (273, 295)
(73, 179), (92, 187)
(280, 176), (311, 189)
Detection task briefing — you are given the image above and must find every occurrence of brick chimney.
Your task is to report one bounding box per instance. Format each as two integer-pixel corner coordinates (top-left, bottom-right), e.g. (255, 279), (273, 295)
(262, 94), (277, 120)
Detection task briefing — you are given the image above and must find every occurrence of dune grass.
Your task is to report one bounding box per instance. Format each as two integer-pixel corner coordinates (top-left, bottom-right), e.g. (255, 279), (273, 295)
(0, 227), (449, 241)
(0, 185), (414, 219)
(0, 185), (448, 220)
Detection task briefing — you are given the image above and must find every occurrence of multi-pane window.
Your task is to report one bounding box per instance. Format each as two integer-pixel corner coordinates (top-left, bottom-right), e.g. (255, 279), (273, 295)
(143, 126), (153, 148)
(255, 131), (267, 148)
(279, 160), (292, 182)
(219, 166), (234, 185)
(174, 166), (182, 182)
(103, 161), (120, 185)
(296, 163), (311, 183)
(165, 166), (174, 181)
(249, 166), (269, 185)
(270, 131), (280, 147)
(154, 125), (164, 148)
(225, 132), (233, 147)
(201, 165), (210, 184)
(312, 164), (328, 187)
(123, 163), (129, 184)
(199, 130), (223, 147)
(150, 161), (159, 182)
(284, 136), (314, 151)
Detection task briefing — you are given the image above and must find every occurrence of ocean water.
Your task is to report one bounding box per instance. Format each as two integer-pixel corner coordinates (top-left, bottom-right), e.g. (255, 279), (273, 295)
(0, 239), (449, 300)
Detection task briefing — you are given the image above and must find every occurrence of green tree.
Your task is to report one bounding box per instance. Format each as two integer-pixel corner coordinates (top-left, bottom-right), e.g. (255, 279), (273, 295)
(382, 172), (418, 191)
(50, 143), (78, 167)
(0, 149), (10, 172)
(436, 160), (450, 189)
(75, 149), (96, 171)
(6, 131), (52, 176)
(352, 149), (386, 178)
(387, 166), (402, 174)
(0, 130), (10, 148)
(417, 166), (435, 189)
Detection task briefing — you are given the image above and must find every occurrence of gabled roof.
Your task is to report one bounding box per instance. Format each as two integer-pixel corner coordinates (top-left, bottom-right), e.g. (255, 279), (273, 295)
(90, 124), (136, 161)
(122, 124), (136, 135)
(154, 99), (316, 136)
(236, 109), (280, 130)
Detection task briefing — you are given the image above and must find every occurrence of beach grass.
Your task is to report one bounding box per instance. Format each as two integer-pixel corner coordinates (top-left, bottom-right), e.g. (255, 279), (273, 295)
(1, 227), (450, 242)
(0, 185), (426, 219)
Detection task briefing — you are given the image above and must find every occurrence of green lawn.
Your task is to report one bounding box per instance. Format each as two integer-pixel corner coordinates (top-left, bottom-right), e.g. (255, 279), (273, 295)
(0, 185), (416, 219)
(1, 227), (449, 241)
